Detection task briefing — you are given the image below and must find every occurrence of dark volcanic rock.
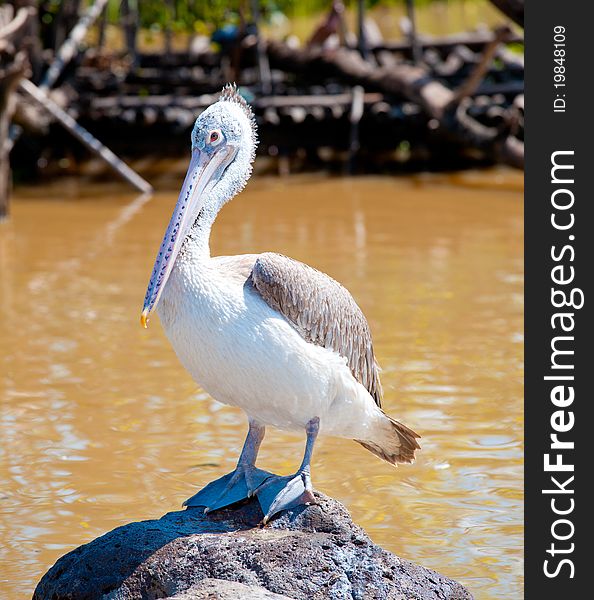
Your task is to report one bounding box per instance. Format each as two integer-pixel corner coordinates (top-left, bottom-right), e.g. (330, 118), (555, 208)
(167, 579), (291, 599)
(33, 493), (473, 600)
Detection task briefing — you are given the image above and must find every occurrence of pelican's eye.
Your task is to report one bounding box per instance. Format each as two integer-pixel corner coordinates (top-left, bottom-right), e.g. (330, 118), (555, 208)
(208, 129), (223, 146)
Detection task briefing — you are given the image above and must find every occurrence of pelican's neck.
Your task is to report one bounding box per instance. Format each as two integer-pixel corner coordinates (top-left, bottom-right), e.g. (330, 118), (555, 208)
(184, 201), (219, 259)
(181, 143), (253, 262)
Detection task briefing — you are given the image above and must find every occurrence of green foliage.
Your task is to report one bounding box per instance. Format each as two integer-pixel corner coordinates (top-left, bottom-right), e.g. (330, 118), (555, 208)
(99, 0), (443, 33)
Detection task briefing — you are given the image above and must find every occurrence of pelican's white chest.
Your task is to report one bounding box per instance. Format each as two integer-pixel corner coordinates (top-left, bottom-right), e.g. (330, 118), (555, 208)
(156, 255), (348, 431)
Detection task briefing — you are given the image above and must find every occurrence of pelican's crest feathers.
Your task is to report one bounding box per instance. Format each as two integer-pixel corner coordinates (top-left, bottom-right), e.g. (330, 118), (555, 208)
(218, 83), (258, 163)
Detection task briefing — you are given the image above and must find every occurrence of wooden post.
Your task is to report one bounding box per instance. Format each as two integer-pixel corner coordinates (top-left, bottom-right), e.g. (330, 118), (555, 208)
(251, 0), (272, 94)
(121, 0), (139, 66)
(0, 61), (26, 219)
(13, 0), (43, 82)
(347, 86), (364, 174)
(405, 0), (422, 64)
(164, 0), (174, 56)
(52, 0), (81, 52)
(357, 0), (369, 60)
(0, 5), (33, 219)
(97, 1), (107, 49)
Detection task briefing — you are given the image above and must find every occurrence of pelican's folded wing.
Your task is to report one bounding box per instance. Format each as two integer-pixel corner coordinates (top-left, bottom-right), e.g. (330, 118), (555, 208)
(249, 252), (383, 407)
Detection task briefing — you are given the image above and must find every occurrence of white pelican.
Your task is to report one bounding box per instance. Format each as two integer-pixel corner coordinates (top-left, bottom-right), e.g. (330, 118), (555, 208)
(141, 84), (420, 523)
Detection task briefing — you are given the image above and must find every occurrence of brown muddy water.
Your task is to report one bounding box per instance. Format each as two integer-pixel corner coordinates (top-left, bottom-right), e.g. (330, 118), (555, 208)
(0, 170), (523, 598)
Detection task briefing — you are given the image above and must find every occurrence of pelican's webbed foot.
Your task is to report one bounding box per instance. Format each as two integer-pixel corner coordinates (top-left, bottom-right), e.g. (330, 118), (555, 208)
(255, 470), (316, 524)
(256, 416), (320, 524)
(184, 420), (271, 512)
(184, 464), (272, 512)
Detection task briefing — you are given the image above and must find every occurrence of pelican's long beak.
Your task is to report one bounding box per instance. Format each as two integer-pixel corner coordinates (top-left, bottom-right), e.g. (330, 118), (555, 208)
(141, 145), (234, 328)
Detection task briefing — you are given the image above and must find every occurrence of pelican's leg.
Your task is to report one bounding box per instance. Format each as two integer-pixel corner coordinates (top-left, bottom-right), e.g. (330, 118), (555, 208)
(256, 417), (319, 524)
(184, 419), (273, 512)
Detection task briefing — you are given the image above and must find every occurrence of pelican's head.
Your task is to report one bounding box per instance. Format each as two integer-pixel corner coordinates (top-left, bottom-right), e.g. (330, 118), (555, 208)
(141, 84), (257, 327)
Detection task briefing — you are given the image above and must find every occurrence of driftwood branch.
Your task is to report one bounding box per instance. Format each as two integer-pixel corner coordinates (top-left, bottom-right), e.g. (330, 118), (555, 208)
(449, 26), (514, 103)
(266, 27), (523, 168)
(0, 6), (31, 42)
(9, 4), (523, 174)
(370, 29), (523, 57)
(19, 79), (152, 193)
(267, 41), (453, 117)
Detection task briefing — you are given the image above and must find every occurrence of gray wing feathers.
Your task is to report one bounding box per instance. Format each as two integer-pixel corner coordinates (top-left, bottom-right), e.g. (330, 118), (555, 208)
(249, 253), (383, 407)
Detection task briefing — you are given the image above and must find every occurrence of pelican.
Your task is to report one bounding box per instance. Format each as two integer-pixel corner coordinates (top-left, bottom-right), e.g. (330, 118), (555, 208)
(141, 84), (420, 522)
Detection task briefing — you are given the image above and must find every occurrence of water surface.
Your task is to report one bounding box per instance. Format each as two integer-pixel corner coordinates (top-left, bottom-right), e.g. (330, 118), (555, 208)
(0, 170), (523, 598)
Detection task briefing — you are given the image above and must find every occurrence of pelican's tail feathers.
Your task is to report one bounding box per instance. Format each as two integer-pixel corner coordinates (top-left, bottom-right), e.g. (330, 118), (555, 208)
(356, 413), (421, 465)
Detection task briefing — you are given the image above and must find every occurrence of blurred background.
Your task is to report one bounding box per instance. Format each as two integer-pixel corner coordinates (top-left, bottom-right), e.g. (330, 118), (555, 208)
(1, 1), (523, 599)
